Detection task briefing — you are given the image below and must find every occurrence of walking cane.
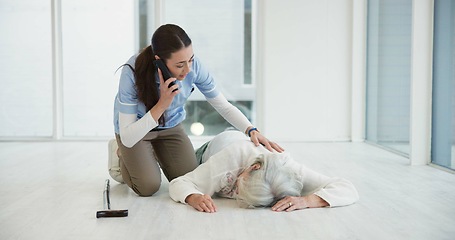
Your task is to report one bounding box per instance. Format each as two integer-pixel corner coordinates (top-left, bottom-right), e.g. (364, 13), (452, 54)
(96, 179), (128, 218)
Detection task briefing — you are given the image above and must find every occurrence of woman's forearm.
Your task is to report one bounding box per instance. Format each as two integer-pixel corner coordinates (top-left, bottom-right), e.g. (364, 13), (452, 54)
(272, 194), (329, 212)
(303, 194), (329, 208)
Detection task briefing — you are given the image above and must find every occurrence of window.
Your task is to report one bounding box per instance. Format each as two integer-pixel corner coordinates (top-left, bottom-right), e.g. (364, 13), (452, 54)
(431, 0), (455, 170)
(0, 0), (253, 139)
(0, 0), (135, 139)
(0, 0), (53, 138)
(61, 0), (135, 137)
(366, 0), (412, 155)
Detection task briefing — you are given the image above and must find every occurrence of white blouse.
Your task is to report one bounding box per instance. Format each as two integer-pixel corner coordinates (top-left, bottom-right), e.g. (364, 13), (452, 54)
(169, 131), (359, 207)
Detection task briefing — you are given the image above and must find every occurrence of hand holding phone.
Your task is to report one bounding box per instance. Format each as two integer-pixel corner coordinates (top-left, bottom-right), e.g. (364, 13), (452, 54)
(154, 59), (178, 91)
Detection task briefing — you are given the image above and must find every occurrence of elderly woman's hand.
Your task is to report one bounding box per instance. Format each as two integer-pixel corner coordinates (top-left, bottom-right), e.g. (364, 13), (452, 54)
(271, 195), (329, 212)
(247, 127), (284, 153)
(185, 194), (217, 213)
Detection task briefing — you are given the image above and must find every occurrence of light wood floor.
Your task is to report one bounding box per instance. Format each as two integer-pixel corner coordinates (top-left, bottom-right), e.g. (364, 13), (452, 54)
(1, 140), (454, 240)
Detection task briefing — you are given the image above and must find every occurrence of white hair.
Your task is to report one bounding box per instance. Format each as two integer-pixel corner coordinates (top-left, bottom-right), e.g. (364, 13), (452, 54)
(235, 153), (303, 209)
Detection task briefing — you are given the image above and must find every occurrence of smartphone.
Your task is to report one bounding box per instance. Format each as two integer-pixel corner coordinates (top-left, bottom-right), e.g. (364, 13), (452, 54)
(154, 59), (178, 91)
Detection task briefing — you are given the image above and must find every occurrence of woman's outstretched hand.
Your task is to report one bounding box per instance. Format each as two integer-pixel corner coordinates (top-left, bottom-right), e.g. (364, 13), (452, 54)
(185, 194), (217, 213)
(271, 195), (329, 212)
(248, 128), (284, 153)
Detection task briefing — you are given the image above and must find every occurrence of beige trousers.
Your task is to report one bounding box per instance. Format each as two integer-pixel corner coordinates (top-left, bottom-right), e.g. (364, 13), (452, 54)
(115, 124), (197, 196)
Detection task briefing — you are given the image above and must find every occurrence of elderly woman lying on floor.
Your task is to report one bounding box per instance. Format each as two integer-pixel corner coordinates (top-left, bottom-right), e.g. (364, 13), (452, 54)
(169, 130), (359, 213)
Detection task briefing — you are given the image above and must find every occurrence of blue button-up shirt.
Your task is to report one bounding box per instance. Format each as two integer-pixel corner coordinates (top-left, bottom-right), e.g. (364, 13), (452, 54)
(113, 55), (219, 133)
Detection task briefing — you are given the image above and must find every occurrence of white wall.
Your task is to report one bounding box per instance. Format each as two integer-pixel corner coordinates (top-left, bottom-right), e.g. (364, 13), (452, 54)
(257, 0), (357, 142)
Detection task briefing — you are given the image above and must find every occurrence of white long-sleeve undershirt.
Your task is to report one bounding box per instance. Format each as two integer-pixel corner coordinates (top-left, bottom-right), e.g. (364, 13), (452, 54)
(118, 93), (253, 148)
(205, 93), (252, 134)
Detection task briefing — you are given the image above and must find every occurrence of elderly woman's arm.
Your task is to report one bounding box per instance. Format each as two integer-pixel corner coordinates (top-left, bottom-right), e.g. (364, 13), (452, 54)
(169, 141), (254, 212)
(272, 162), (359, 212)
(169, 162), (220, 213)
(272, 194), (329, 211)
(168, 161), (217, 204)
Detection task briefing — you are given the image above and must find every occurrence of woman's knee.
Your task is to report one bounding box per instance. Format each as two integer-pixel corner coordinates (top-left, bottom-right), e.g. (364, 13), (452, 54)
(131, 178), (161, 197)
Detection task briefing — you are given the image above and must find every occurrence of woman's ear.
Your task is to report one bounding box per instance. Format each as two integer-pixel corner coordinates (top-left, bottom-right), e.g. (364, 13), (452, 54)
(251, 154), (265, 170)
(251, 162), (261, 170)
(154, 55), (160, 60)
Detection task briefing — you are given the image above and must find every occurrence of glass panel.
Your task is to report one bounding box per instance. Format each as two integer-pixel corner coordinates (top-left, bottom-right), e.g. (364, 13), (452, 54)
(431, 0), (455, 170)
(61, 0), (135, 137)
(183, 101), (252, 136)
(0, 0), (53, 137)
(244, 0), (252, 85)
(366, 0), (412, 155)
(163, 0), (247, 94)
(138, 0), (155, 49)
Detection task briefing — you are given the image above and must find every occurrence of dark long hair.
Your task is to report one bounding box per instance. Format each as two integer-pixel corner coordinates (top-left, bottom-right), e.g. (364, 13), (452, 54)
(134, 24), (192, 126)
